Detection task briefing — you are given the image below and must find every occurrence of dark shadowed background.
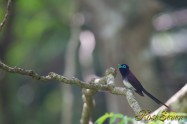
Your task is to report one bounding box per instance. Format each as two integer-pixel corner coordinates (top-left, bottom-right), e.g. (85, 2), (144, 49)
(0, 0), (187, 123)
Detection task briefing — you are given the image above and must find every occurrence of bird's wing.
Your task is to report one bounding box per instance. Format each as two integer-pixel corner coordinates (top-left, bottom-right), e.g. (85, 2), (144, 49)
(127, 71), (169, 108)
(126, 71), (144, 96)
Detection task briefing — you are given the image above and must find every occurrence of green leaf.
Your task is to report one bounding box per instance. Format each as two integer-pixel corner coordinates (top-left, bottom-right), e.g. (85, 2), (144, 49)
(95, 113), (110, 124)
(95, 113), (136, 124)
(109, 114), (116, 124)
(119, 118), (125, 124)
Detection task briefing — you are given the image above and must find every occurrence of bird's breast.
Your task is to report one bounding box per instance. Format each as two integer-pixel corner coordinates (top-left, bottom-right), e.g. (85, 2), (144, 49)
(123, 79), (136, 91)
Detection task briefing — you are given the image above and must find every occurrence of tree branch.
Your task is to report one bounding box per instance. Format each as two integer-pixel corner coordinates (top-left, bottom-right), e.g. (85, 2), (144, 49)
(0, 0), (12, 32)
(0, 61), (124, 93)
(80, 89), (96, 124)
(152, 83), (187, 115)
(0, 60), (142, 119)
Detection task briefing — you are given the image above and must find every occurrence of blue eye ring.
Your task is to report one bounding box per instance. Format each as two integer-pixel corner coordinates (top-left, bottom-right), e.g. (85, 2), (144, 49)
(122, 65), (126, 68)
(117, 64), (127, 68)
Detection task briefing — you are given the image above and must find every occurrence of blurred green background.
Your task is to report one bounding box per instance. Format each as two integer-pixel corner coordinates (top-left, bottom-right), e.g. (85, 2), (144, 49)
(0, 0), (187, 124)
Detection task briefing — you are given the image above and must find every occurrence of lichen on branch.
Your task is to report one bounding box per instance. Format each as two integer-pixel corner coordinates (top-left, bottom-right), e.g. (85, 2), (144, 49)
(0, 60), (142, 122)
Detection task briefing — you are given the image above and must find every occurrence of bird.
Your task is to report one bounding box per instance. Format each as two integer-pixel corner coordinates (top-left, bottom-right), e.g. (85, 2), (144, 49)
(118, 64), (169, 108)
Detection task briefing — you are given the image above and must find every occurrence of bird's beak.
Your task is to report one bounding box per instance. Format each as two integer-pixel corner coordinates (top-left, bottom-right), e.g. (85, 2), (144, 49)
(117, 64), (121, 68)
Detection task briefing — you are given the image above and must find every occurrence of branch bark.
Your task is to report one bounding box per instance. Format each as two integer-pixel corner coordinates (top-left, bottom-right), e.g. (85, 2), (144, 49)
(0, 60), (142, 122)
(80, 89), (96, 124)
(152, 83), (187, 115)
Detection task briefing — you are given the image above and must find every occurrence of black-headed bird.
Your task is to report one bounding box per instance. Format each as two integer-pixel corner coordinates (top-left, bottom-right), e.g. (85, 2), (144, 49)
(118, 64), (169, 108)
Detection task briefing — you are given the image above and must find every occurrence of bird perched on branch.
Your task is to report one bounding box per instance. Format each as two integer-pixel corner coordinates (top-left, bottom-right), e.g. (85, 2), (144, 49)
(118, 64), (169, 108)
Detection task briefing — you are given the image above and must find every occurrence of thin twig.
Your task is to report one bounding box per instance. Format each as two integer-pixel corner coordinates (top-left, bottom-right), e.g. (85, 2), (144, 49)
(0, 0), (12, 32)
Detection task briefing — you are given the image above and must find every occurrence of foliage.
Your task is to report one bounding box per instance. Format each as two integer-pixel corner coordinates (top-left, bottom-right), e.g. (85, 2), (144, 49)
(95, 112), (187, 124)
(95, 113), (134, 124)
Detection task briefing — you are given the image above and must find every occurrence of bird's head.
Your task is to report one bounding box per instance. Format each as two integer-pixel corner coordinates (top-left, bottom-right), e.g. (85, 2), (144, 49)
(117, 64), (129, 77)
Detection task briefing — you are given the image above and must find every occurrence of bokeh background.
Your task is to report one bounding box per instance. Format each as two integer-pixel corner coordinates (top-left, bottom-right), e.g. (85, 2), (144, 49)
(0, 0), (187, 124)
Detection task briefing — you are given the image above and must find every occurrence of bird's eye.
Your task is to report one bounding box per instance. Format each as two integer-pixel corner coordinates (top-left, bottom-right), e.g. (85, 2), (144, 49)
(123, 65), (126, 68)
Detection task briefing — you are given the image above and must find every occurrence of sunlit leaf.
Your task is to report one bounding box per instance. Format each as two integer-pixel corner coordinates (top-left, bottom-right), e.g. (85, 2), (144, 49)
(95, 113), (110, 124)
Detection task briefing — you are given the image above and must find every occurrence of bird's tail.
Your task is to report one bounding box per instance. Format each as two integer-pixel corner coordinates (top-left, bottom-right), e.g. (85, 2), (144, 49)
(142, 88), (169, 109)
